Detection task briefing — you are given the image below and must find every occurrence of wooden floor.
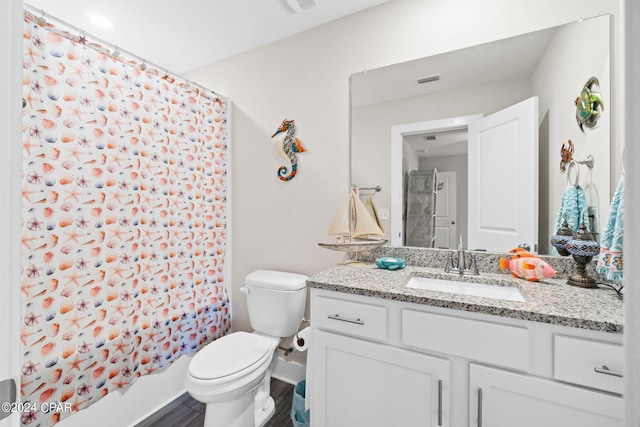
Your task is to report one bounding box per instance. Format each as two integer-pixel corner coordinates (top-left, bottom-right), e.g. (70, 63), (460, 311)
(135, 378), (294, 427)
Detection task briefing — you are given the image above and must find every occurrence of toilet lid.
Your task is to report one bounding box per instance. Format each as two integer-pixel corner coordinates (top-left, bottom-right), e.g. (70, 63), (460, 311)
(245, 270), (308, 291)
(188, 332), (273, 380)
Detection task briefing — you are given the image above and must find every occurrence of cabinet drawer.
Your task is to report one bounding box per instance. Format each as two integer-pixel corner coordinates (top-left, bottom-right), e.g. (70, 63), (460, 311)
(554, 335), (623, 394)
(471, 364), (623, 426)
(312, 296), (387, 341)
(402, 309), (529, 370)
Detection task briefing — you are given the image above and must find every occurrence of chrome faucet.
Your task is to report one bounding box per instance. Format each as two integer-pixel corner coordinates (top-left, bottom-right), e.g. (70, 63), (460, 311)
(444, 235), (479, 276)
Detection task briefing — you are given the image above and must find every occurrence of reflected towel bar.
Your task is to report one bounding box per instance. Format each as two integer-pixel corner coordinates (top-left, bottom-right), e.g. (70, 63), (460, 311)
(355, 185), (382, 193)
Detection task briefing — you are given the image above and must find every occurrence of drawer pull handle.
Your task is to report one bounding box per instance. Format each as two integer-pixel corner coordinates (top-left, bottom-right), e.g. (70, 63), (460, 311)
(327, 314), (365, 325)
(594, 365), (623, 378)
(437, 379), (443, 426)
(477, 387), (483, 427)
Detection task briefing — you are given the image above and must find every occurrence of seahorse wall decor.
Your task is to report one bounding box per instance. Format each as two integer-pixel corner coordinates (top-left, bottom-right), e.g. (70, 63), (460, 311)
(271, 118), (307, 181)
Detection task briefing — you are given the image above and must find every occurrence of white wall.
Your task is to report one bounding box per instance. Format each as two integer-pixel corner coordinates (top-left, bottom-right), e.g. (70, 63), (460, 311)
(1, 0), (22, 426)
(186, 0), (620, 336)
(532, 14), (612, 245)
(403, 140), (420, 178)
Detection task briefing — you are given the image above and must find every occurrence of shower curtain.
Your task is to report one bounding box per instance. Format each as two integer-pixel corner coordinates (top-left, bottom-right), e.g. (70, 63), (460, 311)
(20, 11), (230, 426)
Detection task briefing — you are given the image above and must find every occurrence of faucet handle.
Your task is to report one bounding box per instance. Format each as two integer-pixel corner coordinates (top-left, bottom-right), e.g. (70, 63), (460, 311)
(444, 252), (454, 273)
(468, 255), (479, 276)
(517, 243), (531, 252)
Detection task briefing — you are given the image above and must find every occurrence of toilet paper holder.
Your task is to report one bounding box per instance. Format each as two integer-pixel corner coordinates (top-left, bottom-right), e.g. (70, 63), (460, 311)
(277, 317), (309, 356)
(295, 317), (309, 348)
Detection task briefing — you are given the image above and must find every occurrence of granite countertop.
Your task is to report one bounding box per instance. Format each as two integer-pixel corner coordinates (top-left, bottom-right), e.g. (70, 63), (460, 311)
(307, 263), (624, 333)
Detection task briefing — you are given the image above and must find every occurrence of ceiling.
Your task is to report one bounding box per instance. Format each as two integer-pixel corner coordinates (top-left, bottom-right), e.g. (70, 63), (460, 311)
(24, 0), (390, 74)
(351, 25), (557, 158)
(351, 25), (556, 108)
(405, 129), (468, 158)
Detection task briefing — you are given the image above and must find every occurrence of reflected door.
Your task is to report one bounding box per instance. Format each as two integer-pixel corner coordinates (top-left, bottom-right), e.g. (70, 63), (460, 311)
(468, 97), (538, 252)
(434, 171), (457, 249)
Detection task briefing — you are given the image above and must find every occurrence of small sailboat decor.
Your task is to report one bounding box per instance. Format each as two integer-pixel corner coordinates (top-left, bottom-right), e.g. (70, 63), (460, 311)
(318, 190), (387, 261)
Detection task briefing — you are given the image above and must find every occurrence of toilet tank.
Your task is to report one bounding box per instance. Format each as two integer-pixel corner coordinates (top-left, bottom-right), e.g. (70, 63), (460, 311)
(244, 270), (308, 337)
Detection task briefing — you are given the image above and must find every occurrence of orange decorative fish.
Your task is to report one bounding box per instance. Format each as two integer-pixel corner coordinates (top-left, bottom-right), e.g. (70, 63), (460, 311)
(499, 250), (557, 281)
(507, 247), (538, 259)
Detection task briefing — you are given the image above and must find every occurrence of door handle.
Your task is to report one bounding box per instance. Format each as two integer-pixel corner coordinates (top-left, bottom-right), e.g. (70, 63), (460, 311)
(477, 387), (483, 427)
(594, 365), (623, 377)
(437, 379), (443, 426)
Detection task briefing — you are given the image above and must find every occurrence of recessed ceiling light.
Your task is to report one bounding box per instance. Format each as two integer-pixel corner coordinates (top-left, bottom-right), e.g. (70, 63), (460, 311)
(86, 11), (113, 29)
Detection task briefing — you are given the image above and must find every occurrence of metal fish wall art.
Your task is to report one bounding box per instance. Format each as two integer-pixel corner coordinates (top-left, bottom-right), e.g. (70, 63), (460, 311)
(575, 76), (604, 133)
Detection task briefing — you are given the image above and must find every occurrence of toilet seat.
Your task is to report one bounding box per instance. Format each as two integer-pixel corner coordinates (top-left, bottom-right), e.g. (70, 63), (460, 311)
(188, 332), (275, 384)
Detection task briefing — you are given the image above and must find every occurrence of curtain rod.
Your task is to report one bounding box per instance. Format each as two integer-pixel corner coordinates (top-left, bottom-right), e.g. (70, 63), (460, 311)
(23, 2), (223, 100)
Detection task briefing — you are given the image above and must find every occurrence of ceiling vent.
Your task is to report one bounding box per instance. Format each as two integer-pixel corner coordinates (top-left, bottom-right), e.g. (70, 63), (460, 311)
(272, 0), (319, 15)
(423, 135), (436, 141)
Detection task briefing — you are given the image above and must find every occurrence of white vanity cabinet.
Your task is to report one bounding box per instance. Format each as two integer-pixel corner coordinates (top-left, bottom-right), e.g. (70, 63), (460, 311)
(311, 294), (450, 427)
(469, 364), (622, 427)
(313, 330), (450, 427)
(309, 288), (623, 427)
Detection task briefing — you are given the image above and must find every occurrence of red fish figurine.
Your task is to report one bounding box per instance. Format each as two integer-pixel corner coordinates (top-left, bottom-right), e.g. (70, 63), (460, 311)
(499, 250), (557, 282)
(508, 247), (538, 259)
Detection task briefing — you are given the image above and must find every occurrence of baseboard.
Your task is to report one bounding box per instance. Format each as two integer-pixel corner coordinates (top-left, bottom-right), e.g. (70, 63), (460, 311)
(271, 354), (306, 385)
(127, 389), (188, 427)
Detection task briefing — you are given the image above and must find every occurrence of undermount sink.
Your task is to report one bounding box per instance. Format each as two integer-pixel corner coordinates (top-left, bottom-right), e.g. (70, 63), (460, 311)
(406, 276), (526, 302)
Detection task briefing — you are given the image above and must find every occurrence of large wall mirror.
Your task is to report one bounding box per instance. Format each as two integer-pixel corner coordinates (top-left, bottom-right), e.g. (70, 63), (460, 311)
(350, 14), (612, 255)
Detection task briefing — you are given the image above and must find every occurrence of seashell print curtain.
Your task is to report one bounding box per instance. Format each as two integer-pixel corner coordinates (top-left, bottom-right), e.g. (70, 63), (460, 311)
(20, 10), (230, 426)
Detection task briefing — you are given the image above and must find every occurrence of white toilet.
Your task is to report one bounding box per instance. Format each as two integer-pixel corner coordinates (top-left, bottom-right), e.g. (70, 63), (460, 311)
(185, 270), (308, 427)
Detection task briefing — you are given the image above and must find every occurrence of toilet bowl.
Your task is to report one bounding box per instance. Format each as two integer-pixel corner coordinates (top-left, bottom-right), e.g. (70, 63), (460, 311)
(185, 332), (279, 427)
(185, 270), (308, 427)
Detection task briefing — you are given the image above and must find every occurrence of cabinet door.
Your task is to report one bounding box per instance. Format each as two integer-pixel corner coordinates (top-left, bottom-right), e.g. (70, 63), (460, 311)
(469, 364), (622, 427)
(311, 329), (450, 427)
